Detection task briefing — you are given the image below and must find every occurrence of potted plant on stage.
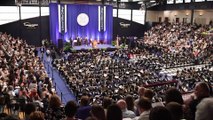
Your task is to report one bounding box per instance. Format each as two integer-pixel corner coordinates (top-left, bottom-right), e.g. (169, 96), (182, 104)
(63, 42), (72, 53)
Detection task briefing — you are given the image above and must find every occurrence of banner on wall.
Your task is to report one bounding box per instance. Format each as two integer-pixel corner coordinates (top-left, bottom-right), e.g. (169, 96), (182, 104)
(58, 4), (67, 33)
(98, 6), (106, 32)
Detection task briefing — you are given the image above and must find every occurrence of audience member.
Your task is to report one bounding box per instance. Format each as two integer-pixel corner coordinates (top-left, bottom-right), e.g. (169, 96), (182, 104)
(102, 97), (113, 115)
(64, 100), (78, 120)
(125, 95), (135, 112)
(166, 102), (184, 120)
(29, 111), (45, 120)
(144, 89), (155, 101)
(24, 103), (36, 120)
(165, 88), (184, 105)
(136, 97), (152, 120)
(135, 87), (146, 115)
(90, 104), (106, 120)
(149, 106), (172, 120)
(76, 96), (92, 120)
(117, 99), (136, 119)
(45, 95), (64, 120)
(195, 97), (213, 120)
(106, 104), (122, 120)
(187, 82), (210, 120)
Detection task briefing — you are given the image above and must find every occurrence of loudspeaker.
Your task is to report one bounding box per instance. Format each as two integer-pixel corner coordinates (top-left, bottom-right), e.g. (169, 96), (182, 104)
(58, 39), (63, 50)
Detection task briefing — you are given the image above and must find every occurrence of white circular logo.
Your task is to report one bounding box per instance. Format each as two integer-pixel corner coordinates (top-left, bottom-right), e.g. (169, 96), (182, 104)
(77, 13), (89, 26)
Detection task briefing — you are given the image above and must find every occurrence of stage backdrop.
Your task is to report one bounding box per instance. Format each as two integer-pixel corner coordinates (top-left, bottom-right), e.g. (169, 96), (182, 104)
(49, 3), (113, 47)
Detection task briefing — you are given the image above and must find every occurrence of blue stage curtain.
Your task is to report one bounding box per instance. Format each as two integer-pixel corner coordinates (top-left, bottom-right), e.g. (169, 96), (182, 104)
(49, 3), (59, 46)
(49, 3), (113, 46)
(105, 5), (113, 44)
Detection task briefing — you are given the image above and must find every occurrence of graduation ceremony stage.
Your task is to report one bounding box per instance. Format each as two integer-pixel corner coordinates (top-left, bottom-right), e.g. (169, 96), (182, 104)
(49, 3), (113, 49)
(72, 44), (117, 52)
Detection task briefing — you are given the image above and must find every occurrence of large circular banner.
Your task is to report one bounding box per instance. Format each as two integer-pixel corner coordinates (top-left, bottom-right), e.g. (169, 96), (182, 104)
(77, 13), (89, 26)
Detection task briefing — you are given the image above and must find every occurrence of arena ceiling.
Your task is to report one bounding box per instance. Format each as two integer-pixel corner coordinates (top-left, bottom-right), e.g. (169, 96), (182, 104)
(0, 0), (161, 8)
(53, 0), (162, 4)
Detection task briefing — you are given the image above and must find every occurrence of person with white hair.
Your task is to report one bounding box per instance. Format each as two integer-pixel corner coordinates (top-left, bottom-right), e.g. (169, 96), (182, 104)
(195, 97), (213, 120)
(117, 99), (136, 119)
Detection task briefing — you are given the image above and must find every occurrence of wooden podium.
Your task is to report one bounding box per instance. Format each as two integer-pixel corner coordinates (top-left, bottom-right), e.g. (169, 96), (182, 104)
(92, 40), (98, 49)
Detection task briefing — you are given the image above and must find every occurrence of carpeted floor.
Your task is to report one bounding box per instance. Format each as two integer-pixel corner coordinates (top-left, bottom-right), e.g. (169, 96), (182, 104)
(37, 48), (76, 104)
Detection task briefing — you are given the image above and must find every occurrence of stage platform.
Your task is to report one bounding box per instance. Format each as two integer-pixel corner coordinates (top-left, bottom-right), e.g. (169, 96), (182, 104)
(72, 44), (117, 52)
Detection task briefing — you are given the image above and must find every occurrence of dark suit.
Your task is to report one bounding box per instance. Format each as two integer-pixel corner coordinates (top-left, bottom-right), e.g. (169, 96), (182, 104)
(76, 105), (92, 120)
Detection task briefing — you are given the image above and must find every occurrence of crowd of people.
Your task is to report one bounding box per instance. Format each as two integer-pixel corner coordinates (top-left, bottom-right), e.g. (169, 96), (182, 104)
(174, 66), (212, 92)
(0, 22), (212, 120)
(52, 23), (213, 120)
(0, 33), (58, 119)
(55, 50), (172, 103)
(136, 23), (213, 68)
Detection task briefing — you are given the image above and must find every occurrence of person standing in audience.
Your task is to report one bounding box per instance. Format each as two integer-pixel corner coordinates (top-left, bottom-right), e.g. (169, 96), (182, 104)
(106, 104), (122, 120)
(46, 48), (51, 63)
(135, 97), (152, 120)
(165, 88), (184, 105)
(135, 87), (146, 104)
(186, 82), (210, 120)
(149, 106), (172, 120)
(164, 88), (185, 118)
(40, 46), (45, 61)
(166, 102), (184, 120)
(135, 87), (146, 115)
(117, 99), (136, 119)
(144, 89), (155, 102)
(64, 100), (78, 120)
(89, 104), (106, 120)
(76, 96), (92, 120)
(24, 103), (36, 120)
(125, 95), (135, 112)
(51, 48), (57, 65)
(33, 48), (38, 57)
(45, 95), (64, 120)
(195, 97), (213, 120)
(41, 39), (46, 47)
(102, 97), (113, 115)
